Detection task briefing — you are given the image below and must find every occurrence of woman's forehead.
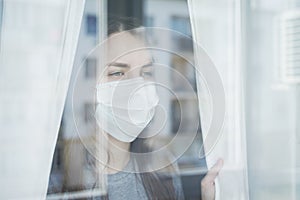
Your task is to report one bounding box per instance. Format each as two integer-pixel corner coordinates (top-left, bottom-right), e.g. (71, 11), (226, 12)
(106, 32), (152, 65)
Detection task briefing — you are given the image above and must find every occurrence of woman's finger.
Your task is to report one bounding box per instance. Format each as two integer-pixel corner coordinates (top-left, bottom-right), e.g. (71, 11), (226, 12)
(202, 158), (224, 184)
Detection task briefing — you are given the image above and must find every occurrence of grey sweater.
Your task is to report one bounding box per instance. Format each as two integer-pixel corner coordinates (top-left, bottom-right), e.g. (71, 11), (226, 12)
(97, 159), (185, 200)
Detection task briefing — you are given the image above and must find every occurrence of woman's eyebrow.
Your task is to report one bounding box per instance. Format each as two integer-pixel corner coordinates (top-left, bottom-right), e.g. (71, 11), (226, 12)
(141, 57), (155, 68)
(107, 62), (130, 68)
(141, 62), (154, 68)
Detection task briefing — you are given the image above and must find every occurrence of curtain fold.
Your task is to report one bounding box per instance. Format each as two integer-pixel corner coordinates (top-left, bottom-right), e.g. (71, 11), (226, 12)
(187, 0), (249, 199)
(0, 0), (85, 199)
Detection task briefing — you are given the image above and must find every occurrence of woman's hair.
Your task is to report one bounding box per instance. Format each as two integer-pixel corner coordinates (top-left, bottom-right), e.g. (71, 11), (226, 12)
(99, 16), (178, 200)
(130, 138), (177, 200)
(107, 16), (142, 35)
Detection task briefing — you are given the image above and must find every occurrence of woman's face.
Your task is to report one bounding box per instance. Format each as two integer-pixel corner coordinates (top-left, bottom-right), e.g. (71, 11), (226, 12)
(101, 32), (155, 83)
(95, 31), (159, 144)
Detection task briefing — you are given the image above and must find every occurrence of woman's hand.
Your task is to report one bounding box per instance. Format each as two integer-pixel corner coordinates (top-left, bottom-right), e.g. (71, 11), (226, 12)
(201, 159), (224, 200)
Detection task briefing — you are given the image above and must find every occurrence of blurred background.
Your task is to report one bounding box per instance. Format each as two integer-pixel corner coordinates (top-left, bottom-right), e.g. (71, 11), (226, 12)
(1, 0), (300, 199)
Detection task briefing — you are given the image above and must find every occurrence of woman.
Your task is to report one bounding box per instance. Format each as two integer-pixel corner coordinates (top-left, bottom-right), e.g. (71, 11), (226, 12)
(92, 18), (223, 200)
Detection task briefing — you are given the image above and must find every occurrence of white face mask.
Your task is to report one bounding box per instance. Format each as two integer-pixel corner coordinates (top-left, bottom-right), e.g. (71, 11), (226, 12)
(95, 77), (159, 142)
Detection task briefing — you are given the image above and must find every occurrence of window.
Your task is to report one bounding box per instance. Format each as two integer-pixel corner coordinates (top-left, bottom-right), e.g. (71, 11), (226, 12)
(48, 124), (65, 194)
(144, 15), (154, 27)
(171, 99), (201, 134)
(171, 56), (196, 91)
(52, 142), (63, 171)
(85, 58), (97, 79)
(171, 16), (193, 51)
(86, 14), (97, 35)
(84, 102), (94, 123)
(46, 1), (105, 198)
(171, 16), (192, 36)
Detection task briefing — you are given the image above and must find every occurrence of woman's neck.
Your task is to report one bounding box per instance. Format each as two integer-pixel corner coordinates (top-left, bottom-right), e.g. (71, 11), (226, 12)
(106, 134), (131, 174)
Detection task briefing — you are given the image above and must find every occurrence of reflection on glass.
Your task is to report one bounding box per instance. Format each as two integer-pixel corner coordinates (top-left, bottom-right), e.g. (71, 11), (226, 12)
(47, 0), (207, 199)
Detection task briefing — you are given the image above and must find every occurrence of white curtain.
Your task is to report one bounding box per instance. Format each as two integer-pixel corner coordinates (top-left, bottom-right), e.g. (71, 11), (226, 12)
(187, 0), (249, 199)
(0, 0), (85, 199)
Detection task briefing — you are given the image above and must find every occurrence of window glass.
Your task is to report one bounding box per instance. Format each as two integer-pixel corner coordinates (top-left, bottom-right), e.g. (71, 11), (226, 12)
(86, 14), (98, 36)
(171, 16), (192, 36)
(3, 0), (300, 199)
(47, 0), (208, 199)
(244, 0), (300, 199)
(46, 1), (104, 198)
(85, 58), (97, 79)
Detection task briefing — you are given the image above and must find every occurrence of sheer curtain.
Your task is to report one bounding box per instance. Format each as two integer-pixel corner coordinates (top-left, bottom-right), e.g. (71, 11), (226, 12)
(188, 0), (249, 199)
(0, 0), (85, 199)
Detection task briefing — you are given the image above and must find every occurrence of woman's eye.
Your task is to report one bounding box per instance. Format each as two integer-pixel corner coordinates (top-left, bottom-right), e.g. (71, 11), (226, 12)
(108, 72), (124, 77)
(142, 71), (153, 77)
